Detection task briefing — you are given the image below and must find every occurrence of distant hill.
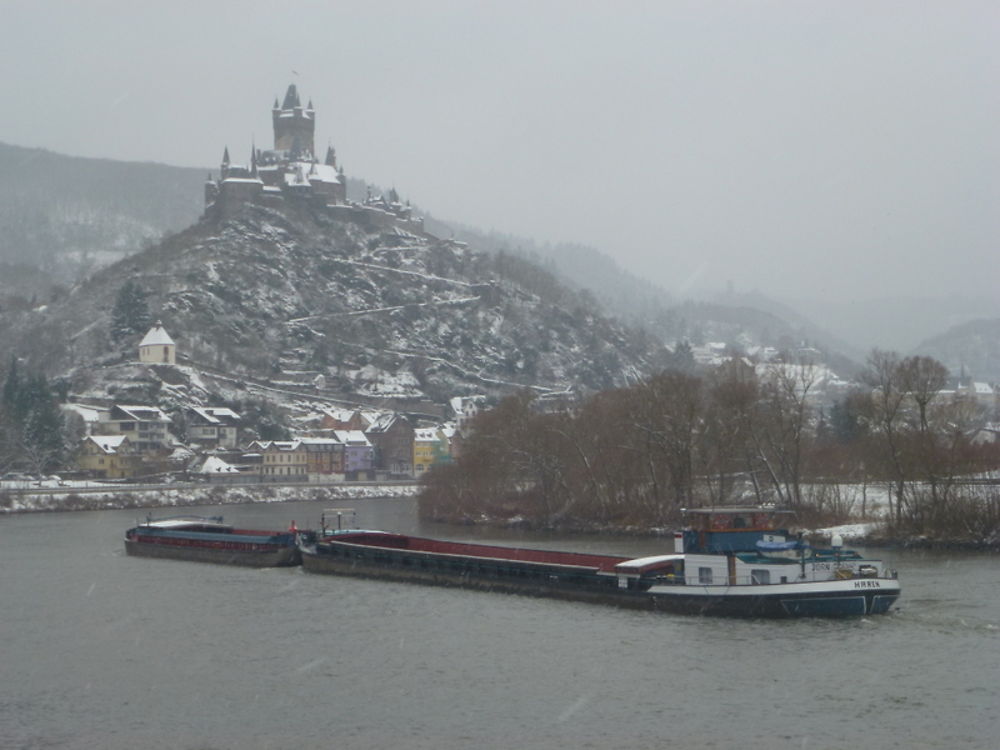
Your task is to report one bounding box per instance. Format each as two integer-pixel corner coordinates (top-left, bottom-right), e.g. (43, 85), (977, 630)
(0, 141), (206, 287)
(915, 318), (1000, 383)
(427, 221), (675, 324)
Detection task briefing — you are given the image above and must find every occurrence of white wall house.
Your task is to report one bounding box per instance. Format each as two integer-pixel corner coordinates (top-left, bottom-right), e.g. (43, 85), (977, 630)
(139, 322), (176, 365)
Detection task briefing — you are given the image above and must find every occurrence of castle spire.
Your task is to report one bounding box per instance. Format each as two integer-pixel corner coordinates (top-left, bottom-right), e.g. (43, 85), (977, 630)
(325, 144), (337, 167)
(250, 141), (258, 178)
(281, 83), (301, 110)
(221, 146), (230, 166)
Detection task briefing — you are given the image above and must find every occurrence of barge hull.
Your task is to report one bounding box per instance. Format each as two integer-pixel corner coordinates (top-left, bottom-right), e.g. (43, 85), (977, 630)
(125, 539), (300, 567)
(301, 545), (898, 618)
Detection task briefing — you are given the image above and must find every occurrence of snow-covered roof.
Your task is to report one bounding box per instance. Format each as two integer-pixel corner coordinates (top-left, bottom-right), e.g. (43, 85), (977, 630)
(85, 435), (129, 454)
(323, 407), (358, 422)
(366, 413), (402, 433)
(261, 440), (302, 452)
(333, 430), (371, 446)
(297, 437), (343, 447)
(190, 406), (241, 425)
(199, 456), (240, 474)
(414, 428), (442, 442)
(111, 405), (170, 422)
(139, 323), (175, 347)
(285, 161), (340, 184)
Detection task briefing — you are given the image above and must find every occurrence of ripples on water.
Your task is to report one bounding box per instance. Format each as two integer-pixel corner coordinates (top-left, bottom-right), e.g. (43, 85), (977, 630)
(1, 498), (997, 749)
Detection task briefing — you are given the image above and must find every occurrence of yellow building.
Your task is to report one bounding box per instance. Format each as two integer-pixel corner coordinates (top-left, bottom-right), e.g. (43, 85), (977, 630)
(413, 427), (449, 476)
(76, 435), (140, 479)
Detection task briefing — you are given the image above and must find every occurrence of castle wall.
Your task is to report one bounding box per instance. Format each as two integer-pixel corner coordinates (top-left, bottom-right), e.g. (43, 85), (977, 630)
(216, 180), (264, 219)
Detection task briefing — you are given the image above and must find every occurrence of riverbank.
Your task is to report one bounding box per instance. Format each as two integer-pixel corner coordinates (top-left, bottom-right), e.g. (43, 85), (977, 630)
(0, 483), (420, 514)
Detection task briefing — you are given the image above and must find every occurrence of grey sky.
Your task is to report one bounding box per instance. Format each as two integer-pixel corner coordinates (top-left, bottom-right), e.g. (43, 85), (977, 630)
(4, 0), (997, 308)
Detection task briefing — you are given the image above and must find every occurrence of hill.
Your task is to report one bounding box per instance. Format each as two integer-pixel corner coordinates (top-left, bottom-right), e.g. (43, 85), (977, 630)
(0, 141), (207, 289)
(0, 200), (672, 413)
(0, 141), (864, 380)
(915, 317), (1000, 383)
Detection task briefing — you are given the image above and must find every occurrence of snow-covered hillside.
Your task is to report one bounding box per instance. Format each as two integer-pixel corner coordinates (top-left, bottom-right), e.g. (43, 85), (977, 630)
(1, 200), (671, 412)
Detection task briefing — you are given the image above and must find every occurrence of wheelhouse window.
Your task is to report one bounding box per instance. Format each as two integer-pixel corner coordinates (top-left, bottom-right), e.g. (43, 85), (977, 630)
(698, 567), (713, 584)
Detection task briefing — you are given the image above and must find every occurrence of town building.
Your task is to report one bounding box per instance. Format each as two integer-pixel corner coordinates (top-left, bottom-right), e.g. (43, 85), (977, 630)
(256, 440), (309, 482)
(413, 427), (450, 475)
(76, 435), (140, 479)
(186, 406), (241, 449)
(298, 437), (345, 480)
(365, 413), (414, 476)
(334, 430), (375, 480)
(95, 405), (173, 453)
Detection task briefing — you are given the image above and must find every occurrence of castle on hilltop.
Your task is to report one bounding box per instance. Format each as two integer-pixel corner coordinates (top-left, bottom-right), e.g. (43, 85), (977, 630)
(205, 84), (423, 234)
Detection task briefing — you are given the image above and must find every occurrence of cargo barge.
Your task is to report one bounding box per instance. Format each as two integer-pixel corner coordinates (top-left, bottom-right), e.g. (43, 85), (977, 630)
(299, 507), (900, 618)
(124, 515), (308, 567)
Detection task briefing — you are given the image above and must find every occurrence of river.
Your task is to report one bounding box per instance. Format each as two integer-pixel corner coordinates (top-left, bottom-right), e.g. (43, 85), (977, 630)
(1, 497), (997, 749)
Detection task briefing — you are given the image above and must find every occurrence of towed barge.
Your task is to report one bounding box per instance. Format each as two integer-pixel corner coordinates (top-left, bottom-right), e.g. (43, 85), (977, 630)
(124, 515), (309, 567)
(300, 507), (900, 618)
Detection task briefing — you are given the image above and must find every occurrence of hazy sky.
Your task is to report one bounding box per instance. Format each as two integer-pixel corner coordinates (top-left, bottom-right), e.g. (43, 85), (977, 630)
(4, 1), (997, 307)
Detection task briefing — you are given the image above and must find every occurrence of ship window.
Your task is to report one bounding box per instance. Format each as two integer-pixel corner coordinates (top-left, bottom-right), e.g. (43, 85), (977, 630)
(698, 567), (713, 584)
(751, 569), (771, 585)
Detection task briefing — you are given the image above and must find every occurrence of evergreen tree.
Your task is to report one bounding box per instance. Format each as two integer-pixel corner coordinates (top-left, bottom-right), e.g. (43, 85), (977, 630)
(0, 368), (65, 472)
(670, 340), (697, 373)
(110, 280), (153, 340)
(2, 356), (21, 417)
(20, 373), (65, 472)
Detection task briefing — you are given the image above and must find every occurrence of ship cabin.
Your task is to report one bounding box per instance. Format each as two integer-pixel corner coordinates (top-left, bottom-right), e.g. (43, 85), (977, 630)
(681, 506), (794, 554)
(614, 507), (887, 591)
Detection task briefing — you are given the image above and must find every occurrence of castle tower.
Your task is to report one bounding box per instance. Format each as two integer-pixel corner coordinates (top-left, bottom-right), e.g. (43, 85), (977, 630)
(272, 84), (315, 159)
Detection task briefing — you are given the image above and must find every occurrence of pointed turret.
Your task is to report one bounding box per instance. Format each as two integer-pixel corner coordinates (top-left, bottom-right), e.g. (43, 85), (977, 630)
(221, 146), (230, 166)
(325, 145), (337, 167)
(250, 142), (258, 178)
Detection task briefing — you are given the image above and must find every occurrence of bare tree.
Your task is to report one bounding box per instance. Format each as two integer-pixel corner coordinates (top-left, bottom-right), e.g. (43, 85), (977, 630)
(861, 350), (909, 526)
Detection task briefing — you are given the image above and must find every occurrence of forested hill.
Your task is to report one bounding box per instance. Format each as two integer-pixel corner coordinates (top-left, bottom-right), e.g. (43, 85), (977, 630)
(0, 142), (206, 282)
(0, 200), (675, 405)
(916, 318), (1000, 384)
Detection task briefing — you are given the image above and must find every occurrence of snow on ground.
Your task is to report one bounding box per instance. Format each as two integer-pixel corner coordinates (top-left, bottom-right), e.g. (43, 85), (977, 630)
(811, 522), (880, 540)
(1, 483), (420, 514)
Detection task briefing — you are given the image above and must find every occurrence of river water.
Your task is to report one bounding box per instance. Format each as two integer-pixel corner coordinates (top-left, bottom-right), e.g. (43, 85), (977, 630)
(1, 497), (998, 750)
